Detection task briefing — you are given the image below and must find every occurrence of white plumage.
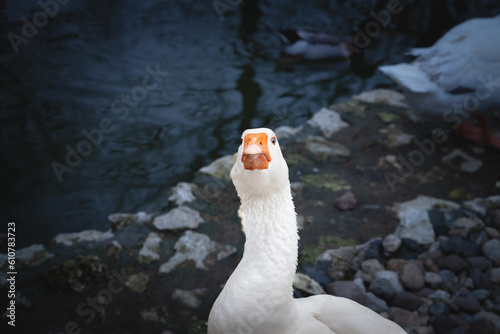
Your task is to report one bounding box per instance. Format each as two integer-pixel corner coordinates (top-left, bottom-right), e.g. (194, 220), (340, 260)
(208, 128), (406, 334)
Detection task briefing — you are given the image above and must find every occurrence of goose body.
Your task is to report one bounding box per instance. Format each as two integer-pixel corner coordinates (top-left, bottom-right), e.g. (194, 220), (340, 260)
(279, 29), (348, 60)
(379, 14), (500, 147)
(207, 128), (406, 334)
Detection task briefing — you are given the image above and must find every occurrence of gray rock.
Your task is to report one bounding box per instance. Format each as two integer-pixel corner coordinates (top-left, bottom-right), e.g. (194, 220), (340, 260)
(490, 268), (500, 284)
(424, 272), (443, 288)
(450, 217), (484, 238)
(301, 136), (351, 160)
(138, 232), (162, 264)
(124, 272), (150, 293)
(274, 125), (303, 139)
(440, 236), (479, 257)
(141, 306), (169, 324)
(361, 258), (385, 276)
(153, 206), (204, 231)
(375, 270), (404, 293)
(293, 273), (325, 295)
(198, 154), (234, 180)
(106, 240), (123, 258)
(472, 289), (490, 302)
(482, 239), (500, 266)
(437, 254), (467, 273)
(473, 311), (500, 332)
(393, 196), (459, 245)
(16, 244), (53, 267)
(326, 280), (365, 304)
(455, 289), (481, 314)
(428, 289), (451, 301)
(306, 107), (348, 138)
(469, 268), (492, 289)
(466, 256), (491, 271)
(364, 292), (389, 313)
(159, 231), (236, 274)
(369, 278), (395, 300)
(471, 317), (496, 334)
(334, 191), (357, 210)
(464, 195), (500, 216)
(390, 291), (424, 311)
(172, 288), (206, 308)
(378, 124), (415, 147)
(383, 234), (402, 256)
(52, 230), (114, 246)
(485, 226), (500, 239)
(401, 262), (425, 290)
(317, 240), (372, 280)
(168, 182), (196, 206)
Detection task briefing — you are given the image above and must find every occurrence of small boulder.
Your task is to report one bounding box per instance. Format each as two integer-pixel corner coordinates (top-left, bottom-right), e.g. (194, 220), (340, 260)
(138, 232), (162, 264)
(389, 291), (423, 311)
(334, 191), (357, 210)
(437, 254), (467, 273)
(16, 244), (53, 267)
(306, 107), (348, 138)
(455, 289), (481, 314)
(369, 278), (395, 300)
(52, 230), (114, 246)
(383, 234), (402, 256)
(482, 239), (500, 266)
(400, 262), (424, 290)
(153, 206), (204, 231)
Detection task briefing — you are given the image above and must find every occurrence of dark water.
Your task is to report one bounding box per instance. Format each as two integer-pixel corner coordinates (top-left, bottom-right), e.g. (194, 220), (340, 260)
(1, 0), (499, 248)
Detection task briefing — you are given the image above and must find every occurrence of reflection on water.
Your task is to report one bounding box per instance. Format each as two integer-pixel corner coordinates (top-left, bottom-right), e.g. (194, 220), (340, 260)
(1, 0), (498, 247)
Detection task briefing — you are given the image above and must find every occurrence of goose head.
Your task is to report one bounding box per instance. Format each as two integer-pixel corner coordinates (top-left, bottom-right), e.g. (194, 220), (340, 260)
(230, 128), (290, 198)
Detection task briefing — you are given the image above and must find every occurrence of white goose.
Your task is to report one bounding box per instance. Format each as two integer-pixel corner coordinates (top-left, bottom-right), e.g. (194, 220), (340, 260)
(379, 14), (500, 148)
(208, 128), (405, 334)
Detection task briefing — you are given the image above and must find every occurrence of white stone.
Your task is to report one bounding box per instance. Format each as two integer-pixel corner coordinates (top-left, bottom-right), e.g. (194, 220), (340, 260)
(275, 125), (303, 139)
(352, 89), (407, 108)
(464, 195), (500, 216)
(159, 231), (236, 274)
(138, 232), (162, 264)
(106, 240), (123, 258)
(375, 270), (404, 293)
(198, 154), (235, 180)
(53, 230), (114, 246)
(301, 136), (350, 159)
(16, 244), (53, 266)
(168, 182), (196, 206)
(307, 107), (348, 138)
(136, 211), (152, 224)
(172, 288), (206, 308)
(378, 124), (414, 147)
(393, 196), (460, 245)
(441, 148), (483, 173)
(293, 273), (326, 295)
(153, 206), (204, 231)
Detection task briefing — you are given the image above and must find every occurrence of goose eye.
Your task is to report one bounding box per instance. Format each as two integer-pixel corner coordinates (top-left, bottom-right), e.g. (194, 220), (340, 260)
(271, 137), (276, 145)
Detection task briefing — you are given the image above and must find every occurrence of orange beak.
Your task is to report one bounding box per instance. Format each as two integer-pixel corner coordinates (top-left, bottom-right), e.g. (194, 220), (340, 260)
(241, 133), (271, 170)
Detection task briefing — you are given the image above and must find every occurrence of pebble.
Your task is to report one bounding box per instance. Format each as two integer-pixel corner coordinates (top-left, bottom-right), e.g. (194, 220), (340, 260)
(306, 107), (349, 138)
(334, 191), (357, 210)
(138, 232), (162, 264)
(424, 271), (443, 288)
(369, 278), (395, 300)
(172, 289), (206, 308)
(437, 254), (467, 273)
(375, 270), (404, 293)
(482, 239), (500, 266)
(455, 289), (481, 314)
(168, 182), (196, 206)
(389, 291), (423, 311)
(440, 236), (479, 257)
(489, 209), (500, 230)
(294, 273), (326, 295)
(400, 262), (424, 290)
(360, 258), (385, 276)
(469, 268), (492, 289)
(490, 267), (500, 284)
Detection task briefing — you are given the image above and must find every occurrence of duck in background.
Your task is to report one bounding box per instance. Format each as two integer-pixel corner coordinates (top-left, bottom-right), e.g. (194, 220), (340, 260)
(278, 28), (351, 61)
(379, 14), (500, 149)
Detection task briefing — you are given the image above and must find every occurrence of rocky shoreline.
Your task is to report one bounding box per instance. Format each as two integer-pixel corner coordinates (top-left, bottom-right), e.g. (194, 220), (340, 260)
(2, 89), (500, 333)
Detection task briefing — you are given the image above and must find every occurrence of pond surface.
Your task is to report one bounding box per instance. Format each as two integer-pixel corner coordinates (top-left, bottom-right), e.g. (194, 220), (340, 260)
(1, 0), (498, 247)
